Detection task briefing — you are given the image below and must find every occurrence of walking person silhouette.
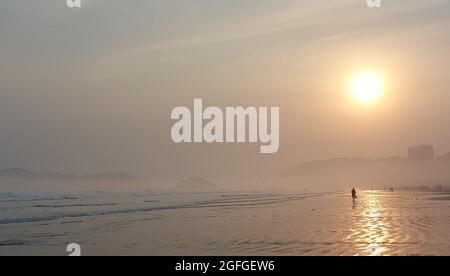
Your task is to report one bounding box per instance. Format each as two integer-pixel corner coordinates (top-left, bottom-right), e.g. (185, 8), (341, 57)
(351, 188), (357, 201)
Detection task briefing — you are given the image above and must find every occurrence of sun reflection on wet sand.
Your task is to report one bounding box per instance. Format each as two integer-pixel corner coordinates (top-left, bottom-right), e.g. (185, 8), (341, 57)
(347, 192), (392, 256)
(363, 194), (389, 255)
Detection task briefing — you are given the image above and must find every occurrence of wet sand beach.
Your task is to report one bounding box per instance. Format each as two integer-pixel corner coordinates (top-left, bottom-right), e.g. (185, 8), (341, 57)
(1, 190), (450, 256)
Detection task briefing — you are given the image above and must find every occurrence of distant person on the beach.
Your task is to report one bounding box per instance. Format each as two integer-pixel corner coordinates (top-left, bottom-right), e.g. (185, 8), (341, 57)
(351, 188), (357, 200)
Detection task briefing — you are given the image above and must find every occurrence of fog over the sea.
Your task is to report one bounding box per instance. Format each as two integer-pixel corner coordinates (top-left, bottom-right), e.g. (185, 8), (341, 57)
(0, 0), (449, 178)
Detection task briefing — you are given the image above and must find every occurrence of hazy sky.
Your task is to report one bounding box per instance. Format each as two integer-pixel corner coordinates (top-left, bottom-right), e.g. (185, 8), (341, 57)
(0, 0), (449, 178)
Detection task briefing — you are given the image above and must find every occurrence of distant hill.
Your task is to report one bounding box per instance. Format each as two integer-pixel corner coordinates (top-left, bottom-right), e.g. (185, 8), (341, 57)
(0, 168), (34, 177)
(283, 157), (416, 177)
(175, 177), (214, 191)
(282, 156), (450, 189)
(437, 153), (450, 162)
(285, 158), (372, 175)
(0, 168), (140, 183)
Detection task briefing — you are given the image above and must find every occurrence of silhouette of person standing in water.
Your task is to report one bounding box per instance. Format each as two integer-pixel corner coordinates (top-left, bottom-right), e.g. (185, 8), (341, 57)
(351, 188), (357, 200)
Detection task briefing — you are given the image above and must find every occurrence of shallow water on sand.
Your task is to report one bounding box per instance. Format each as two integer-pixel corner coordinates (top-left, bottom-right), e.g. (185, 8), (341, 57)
(1, 190), (450, 255)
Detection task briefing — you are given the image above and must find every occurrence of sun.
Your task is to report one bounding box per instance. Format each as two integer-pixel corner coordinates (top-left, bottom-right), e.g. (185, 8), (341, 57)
(351, 72), (382, 103)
